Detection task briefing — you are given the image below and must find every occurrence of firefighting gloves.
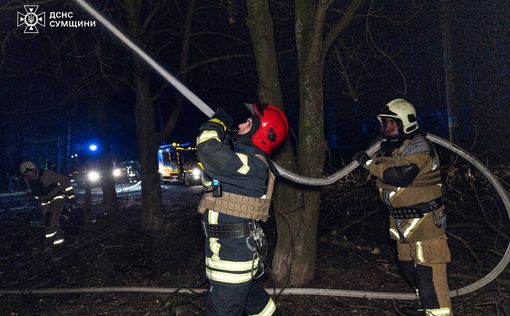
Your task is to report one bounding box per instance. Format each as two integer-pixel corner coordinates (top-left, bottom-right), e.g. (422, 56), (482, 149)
(210, 107), (233, 132)
(380, 138), (403, 154)
(353, 151), (371, 167)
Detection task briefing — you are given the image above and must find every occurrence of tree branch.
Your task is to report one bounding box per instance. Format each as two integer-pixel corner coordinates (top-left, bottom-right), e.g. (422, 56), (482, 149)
(323, 0), (362, 59)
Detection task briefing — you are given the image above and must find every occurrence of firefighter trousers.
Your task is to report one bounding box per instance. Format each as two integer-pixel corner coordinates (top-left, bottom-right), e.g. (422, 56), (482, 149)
(397, 237), (452, 315)
(204, 210), (280, 316)
(43, 198), (65, 235)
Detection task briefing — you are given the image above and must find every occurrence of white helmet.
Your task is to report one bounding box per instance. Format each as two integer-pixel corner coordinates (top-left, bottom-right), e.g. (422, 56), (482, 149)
(377, 98), (419, 134)
(20, 161), (37, 175)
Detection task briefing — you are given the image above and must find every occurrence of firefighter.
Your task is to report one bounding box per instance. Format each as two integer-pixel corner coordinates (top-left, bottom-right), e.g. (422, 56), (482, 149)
(196, 103), (288, 316)
(353, 99), (452, 316)
(20, 161), (75, 246)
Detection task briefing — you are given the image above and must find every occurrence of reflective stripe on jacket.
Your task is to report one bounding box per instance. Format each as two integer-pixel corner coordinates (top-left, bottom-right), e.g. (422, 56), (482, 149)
(367, 135), (446, 242)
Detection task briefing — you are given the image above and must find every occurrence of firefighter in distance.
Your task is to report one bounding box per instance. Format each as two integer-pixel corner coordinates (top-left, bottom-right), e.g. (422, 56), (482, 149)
(20, 161), (75, 246)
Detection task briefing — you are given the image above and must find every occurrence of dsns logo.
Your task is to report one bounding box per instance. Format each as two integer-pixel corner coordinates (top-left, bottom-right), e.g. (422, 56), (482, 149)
(17, 5), (46, 34)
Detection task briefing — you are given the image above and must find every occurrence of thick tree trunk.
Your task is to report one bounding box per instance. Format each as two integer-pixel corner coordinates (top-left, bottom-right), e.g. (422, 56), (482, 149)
(94, 87), (118, 216)
(290, 0), (329, 286)
(125, 0), (162, 231)
(133, 64), (163, 231)
(246, 0), (306, 287)
(439, 0), (458, 143)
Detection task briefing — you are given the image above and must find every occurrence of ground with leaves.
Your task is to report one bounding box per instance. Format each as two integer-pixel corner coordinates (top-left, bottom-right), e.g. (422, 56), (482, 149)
(1, 163), (509, 315)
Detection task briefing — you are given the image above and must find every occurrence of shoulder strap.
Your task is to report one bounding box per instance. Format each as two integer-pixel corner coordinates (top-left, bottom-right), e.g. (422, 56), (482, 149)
(255, 154), (276, 199)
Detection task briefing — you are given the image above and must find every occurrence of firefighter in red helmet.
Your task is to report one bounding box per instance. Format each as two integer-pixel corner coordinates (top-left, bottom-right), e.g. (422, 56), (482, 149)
(196, 103), (288, 316)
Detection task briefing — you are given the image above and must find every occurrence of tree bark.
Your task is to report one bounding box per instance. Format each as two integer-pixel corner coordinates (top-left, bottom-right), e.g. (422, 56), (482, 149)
(93, 86), (118, 216)
(247, 0), (361, 287)
(125, 0), (162, 231)
(246, 0), (306, 287)
(293, 0), (329, 286)
(159, 0), (196, 142)
(439, 0), (458, 143)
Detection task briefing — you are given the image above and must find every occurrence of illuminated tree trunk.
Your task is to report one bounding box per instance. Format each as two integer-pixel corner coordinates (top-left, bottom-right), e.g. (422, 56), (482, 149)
(94, 87), (118, 216)
(247, 0), (361, 286)
(246, 0), (305, 286)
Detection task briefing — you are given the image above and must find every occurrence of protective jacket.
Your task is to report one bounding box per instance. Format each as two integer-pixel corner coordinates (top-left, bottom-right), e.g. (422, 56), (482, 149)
(25, 170), (75, 205)
(197, 119), (273, 220)
(367, 134), (453, 315)
(25, 169), (74, 245)
(367, 135), (445, 242)
(196, 118), (278, 316)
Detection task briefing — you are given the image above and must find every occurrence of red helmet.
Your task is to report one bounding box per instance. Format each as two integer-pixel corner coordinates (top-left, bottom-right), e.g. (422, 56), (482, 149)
(245, 103), (289, 154)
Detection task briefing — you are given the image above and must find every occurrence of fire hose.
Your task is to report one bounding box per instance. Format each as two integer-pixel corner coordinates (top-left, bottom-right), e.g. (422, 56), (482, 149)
(3, 0), (505, 300)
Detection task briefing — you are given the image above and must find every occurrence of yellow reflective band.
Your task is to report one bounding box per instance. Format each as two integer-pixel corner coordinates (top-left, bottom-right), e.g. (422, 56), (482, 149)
(389, 228), (400, 239)
(209, 118), (228, 131)
(42, 195), (65, 206)
(67, 195), (75, 199)
(53, 238), (65, 245)
(250, 298), (277, 316)
(425, 307), (451, 316)
(45, 231), (57, 238)
(206, 268), (254, 284)
(416, 241), (425, 263)
(403, 218), (421, 238)
(389, 187), (405, 200)
(197, 130), (220, 145)
(236, 153), (250, 175)
(206, 257), (259, 272)
(208, 210), (219, 224)
(65, 186), (74, 191)
(208, 210), (221, 260)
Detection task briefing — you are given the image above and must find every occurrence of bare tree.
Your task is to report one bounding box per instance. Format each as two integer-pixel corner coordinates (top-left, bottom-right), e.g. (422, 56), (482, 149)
(247, 0), (362, 286)
(123, 0), (197, 231)
(439, 0), (458, 143)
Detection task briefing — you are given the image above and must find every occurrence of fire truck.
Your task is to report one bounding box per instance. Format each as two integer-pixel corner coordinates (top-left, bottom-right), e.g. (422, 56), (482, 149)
(158, 142), (201, 185)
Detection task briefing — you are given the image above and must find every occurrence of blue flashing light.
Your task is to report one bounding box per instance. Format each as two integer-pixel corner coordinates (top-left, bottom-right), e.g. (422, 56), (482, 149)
(89, 144), (98, 151)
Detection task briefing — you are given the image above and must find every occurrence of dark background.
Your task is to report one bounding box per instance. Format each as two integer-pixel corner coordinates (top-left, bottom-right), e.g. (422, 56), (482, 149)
(0, 0), (508, 191)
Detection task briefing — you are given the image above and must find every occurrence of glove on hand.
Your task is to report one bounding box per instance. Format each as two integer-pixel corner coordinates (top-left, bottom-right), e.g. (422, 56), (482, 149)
(211, 107), (233, 131)
(380, 138), (402, 154)
(353, 151), (370, 166)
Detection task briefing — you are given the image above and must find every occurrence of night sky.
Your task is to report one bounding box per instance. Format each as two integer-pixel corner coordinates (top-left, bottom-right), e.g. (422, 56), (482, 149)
(0, 0), (508, 184)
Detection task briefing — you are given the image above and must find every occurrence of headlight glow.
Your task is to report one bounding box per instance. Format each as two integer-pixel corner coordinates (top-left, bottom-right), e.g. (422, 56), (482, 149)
(88, 171), (100, 182)
(113, 168), (122, 177)
(192, 167), (201, 179)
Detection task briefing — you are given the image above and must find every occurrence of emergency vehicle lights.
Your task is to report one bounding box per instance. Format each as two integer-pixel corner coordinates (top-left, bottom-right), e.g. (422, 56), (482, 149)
(112, 168), (122, 177)
(89, 144), (98, 151)
(87, 170), (100, 182)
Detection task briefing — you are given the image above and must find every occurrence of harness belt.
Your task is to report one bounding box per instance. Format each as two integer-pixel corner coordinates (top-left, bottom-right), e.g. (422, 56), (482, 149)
(389, 197), (444, 219)
(202, 221), (252, 239)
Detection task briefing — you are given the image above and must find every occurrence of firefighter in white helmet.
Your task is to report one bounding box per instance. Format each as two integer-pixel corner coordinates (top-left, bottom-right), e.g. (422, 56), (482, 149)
(20, 161), (75, 246)
(354, 99), (452, 316)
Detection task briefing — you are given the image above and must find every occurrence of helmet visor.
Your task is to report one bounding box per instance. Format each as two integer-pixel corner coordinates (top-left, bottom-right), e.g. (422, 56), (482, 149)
(22, 168), (35, 175)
